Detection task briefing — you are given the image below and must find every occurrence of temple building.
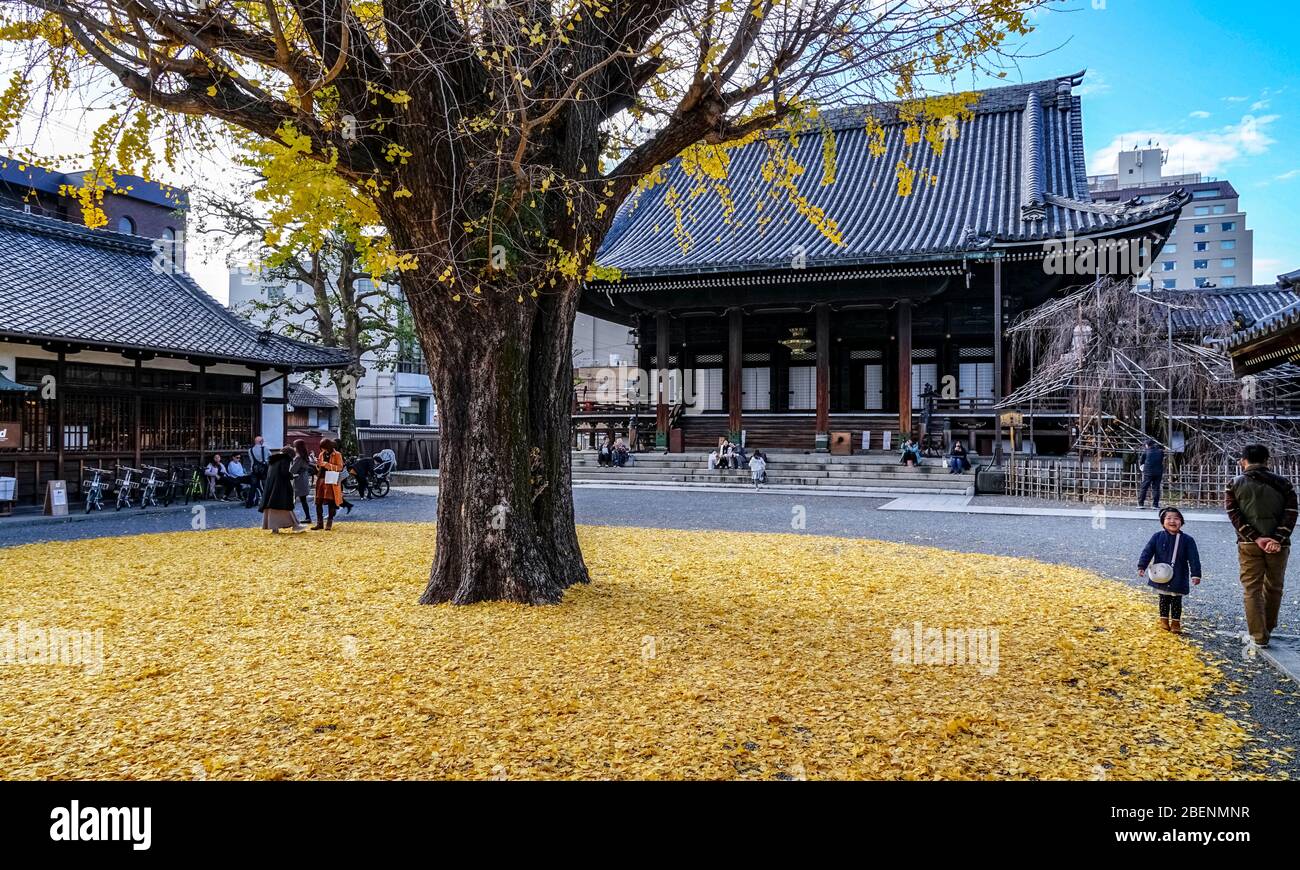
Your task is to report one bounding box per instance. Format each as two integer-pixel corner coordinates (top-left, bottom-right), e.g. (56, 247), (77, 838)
(0, 207), (347, 504)
(581, 73), (1189, 456)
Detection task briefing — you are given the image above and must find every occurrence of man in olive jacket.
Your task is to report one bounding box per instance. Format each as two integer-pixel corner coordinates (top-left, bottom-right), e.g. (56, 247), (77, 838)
(1226, 444), (1298, 646)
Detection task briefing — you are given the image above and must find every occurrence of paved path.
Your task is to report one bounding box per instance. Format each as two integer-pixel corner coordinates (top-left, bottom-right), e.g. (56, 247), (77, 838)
(880, 493), (1231, 523)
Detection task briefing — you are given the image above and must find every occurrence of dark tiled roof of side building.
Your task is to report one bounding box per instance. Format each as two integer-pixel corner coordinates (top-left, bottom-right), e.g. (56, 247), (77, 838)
(1224, 271), (1300, 351)
(288, 382), (339, 408)
(594, 73), (1188, 282)
(0, 207), (348, 370)
(1165, 284), (1300, 334)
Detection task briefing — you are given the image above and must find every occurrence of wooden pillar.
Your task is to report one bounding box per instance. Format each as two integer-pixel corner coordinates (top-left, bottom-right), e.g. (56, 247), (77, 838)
(993, 258), (1005, 465)
(196, 364), (206, 460)
(815, 303), (830, 450)
(896, 300), (912, 438)
(655, 311), (669, 450)
(727, 307), (743, 441)
(54, 349), (66, 482)
(282, 373), (290, 447)
(132, 357), (142, 468)
(253, 367), (264, 444)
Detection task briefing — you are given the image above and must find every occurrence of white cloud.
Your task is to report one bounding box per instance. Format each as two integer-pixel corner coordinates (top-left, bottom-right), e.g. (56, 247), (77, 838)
(1088, 114), (1279, 176)
(1251, 99), (1271, 111)
(1075, 73), (1110, 97)
(1188, 110), (1211, 119)
(1223, 95), (1250, 103)
(1277, 169), (1300, 181)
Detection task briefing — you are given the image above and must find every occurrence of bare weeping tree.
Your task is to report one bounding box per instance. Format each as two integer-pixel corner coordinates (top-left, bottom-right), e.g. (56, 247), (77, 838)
(199, 190), (412, 457)
(1006, 278), (1300, 461)
(3, 0), (1048, 603)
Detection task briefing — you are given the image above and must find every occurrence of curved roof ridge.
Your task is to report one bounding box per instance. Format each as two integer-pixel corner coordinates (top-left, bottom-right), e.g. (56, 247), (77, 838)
(1043, 190), (1190, 217)
(1020, 91), (1046, 221)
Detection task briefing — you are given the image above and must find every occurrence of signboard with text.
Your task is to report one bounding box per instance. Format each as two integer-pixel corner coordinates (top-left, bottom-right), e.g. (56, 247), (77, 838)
(0, 421), (21, 449)
(44, 480), (68, 517)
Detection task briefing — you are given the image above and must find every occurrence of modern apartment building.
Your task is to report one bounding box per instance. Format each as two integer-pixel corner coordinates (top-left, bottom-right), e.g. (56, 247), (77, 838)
(1089, 147), (1252, 290)
(228, 268), (435, 428)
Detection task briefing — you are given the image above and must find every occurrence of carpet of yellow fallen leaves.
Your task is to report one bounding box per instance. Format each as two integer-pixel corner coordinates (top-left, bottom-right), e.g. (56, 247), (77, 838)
(0, 523), (1283, 780)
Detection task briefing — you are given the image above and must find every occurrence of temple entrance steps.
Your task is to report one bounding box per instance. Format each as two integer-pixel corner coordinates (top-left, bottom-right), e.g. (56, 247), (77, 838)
(569, 451), (975, 495)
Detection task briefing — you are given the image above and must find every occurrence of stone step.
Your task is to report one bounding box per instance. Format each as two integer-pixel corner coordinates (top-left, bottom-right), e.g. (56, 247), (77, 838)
(572, 461), (968, 477)
(571, 471), (973, 489)
(574, 475), (972, 488)
(571, 480), (973, 497)
(569, 452), (977, 465)
(392, 467), (972, 494)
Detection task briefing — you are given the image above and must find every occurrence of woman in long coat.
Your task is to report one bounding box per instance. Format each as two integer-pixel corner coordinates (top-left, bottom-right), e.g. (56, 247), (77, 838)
(259, 447), (303, 533)
(290, 439), (315, 524)
(314, 438), (345, 531)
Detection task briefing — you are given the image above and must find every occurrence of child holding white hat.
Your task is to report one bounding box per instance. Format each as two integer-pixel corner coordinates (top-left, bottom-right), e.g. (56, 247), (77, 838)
(1137, 507), (1203, 634)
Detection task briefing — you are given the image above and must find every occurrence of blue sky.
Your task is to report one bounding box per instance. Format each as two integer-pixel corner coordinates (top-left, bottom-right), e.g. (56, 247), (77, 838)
(976, 0), (1298, 283)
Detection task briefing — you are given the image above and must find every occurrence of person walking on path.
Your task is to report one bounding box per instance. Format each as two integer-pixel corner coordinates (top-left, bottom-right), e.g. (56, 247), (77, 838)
(1226, 443), (1297, 647)
(313, 438), (346, 531)
(246, 435), (272, 508)
(1137, 507), (1201, 634)
(259, 446), (304, 533)
(1138, 438), (1165, 509)
(290, 439), (315, 524)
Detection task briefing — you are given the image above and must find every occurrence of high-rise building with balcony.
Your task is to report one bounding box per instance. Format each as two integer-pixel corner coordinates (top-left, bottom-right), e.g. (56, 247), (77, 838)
(1089, 147), (1252, 290)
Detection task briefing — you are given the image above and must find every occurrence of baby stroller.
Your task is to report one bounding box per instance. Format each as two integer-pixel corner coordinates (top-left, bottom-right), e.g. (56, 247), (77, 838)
(369, 449), (395, 498)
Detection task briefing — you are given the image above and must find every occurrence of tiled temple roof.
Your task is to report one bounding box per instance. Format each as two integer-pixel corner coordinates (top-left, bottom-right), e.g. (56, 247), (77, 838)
(595, 73), (1187, 283)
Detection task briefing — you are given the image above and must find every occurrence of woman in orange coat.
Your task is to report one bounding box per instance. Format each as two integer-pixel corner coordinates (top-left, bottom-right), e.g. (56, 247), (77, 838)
(313, 438), (345, 530)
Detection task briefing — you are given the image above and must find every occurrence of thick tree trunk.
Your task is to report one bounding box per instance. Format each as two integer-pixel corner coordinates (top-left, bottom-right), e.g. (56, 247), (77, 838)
(336, 393), (359, 457)
(331, 366), (363, 457)
(414, 286), (589, 605)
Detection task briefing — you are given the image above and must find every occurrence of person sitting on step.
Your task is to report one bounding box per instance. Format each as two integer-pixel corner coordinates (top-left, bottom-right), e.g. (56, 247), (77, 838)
(900, 438), (923, 467)
(948, 440), (971, 474)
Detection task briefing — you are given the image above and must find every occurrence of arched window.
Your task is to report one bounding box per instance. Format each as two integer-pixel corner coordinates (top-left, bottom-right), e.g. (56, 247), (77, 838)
(117, 215), (136, 234)
(161, 226), (178, 264)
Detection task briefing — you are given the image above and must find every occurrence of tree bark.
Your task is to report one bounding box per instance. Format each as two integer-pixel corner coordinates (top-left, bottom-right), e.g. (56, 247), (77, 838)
(412, 283), (589, 605)
(336, 389), (359, 457)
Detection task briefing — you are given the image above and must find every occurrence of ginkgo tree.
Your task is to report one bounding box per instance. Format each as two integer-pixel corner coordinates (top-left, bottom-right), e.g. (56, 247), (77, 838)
(1, 0), (1045, 604)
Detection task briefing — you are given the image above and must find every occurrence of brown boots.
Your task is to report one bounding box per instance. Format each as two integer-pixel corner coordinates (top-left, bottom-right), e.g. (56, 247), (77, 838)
(1159, 617), (1170, 631)
(1169, 619), (1182, 634)
(311, 503), (334, 530)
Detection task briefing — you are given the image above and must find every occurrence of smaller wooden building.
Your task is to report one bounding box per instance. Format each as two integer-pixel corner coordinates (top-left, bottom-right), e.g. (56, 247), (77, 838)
(0, 207), (347, 503)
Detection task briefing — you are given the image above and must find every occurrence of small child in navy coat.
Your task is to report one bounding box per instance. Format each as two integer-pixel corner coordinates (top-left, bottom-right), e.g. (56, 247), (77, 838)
(1137, 507), (1202, 634)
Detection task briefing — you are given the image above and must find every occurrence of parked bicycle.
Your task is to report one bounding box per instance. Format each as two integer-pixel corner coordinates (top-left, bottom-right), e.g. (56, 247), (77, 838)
(183, 466), (209, 503)
(83, 466), (111, 513)
(139, 465), (167, 508)
(156, 465), (184, 507)
(114, 465), (141, 510)
(342, 449), (395, 499)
